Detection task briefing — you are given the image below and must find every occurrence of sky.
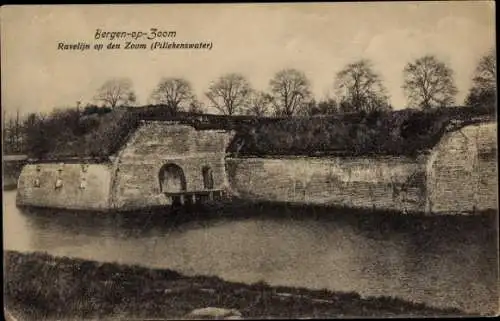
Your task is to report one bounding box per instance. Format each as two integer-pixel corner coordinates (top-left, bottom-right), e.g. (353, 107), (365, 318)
(1, 2), (496, 117)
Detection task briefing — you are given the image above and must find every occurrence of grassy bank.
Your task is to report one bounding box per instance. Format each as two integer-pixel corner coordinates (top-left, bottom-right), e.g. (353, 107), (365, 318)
(4, 251), (468, 320)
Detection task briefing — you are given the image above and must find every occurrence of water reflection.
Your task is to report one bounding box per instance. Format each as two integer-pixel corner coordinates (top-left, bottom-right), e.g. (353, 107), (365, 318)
(3, 191), (498, 315)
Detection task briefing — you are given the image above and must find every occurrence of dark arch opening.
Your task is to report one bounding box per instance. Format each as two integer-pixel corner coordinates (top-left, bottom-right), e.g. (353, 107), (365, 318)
(159, 163), (187, 193)
(202, 166), (214, 190)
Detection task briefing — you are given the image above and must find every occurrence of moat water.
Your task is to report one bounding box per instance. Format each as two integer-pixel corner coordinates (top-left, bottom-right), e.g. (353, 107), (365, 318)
(3, 191), (498, 315)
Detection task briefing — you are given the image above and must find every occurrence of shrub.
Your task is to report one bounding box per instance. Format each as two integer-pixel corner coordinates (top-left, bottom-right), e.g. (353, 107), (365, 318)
(82, 105), (112, 116)
(24, 108), (139, 159)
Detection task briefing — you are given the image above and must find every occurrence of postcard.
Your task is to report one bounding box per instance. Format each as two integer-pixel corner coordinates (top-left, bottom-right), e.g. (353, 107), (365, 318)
(2, 2), (497, 320)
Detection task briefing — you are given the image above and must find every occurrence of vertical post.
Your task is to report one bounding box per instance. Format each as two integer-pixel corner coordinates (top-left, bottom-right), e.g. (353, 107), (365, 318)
(192, 194), (196, 204)
(180, 194), (185, 205)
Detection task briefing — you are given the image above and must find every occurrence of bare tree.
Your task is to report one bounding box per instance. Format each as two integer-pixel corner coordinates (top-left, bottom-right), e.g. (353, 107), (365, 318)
(150, 77), (195, 113)
(246, 91), (272, 117)
(205, 73), (252, 115)
(187, 99), (206, 114)
(465, 49), (496, 109)
(269, 69), (312, 117)
(334, 60), (391, 113)
(472, 48), (496, 90)
(402, 55), (458, 109)
(94, 78), (137, 108)
(2, 109), (25, 154)
(14, 109), (20, 152)
(3, 115), (14, 153)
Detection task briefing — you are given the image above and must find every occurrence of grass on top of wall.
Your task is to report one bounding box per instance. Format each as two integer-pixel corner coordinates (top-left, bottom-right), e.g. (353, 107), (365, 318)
(4, 250), (469, 320)
(229, 106), (495, 157)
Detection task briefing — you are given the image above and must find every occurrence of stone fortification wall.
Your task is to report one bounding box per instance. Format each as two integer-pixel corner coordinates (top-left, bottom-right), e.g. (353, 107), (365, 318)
(227, 122), (497, 215)
(111, 156), (227, 210)
(14, 122), (234, 212)
(110, 122), (234, 210)
(226, 156), (428, 213)
(16, 163), (113, 211)
(426, 122), (497, 214)
(14, 119), (496, 215)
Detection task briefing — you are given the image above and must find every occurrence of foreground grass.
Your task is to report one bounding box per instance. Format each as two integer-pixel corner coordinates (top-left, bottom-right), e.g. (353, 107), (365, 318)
(4, 251), (468, 320)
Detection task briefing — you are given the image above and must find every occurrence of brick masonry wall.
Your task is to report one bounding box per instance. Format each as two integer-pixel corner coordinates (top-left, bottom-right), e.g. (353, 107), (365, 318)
(226, 156), (429, 213)
(111, 122), (234, 210)
(426, 122), (497, 213)
(226, 122), (497, 215)
(13, 120), (496, 214)
(16, 163), (113, 210)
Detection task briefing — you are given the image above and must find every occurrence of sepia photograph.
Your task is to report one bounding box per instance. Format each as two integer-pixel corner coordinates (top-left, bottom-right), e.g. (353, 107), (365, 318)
(1, 2), (498, 320)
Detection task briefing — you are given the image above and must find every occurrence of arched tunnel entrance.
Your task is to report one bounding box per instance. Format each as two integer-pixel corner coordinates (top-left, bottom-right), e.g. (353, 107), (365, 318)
(159, 163), (187, 194)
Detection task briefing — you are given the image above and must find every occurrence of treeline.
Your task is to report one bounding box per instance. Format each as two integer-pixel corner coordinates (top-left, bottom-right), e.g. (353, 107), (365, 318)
(2, 105), (115, 157)
(4, 49), (496, 159)
(19, 107), (136, 159)
(2, 110), (24, 155)
(85, 49), (496, 116)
